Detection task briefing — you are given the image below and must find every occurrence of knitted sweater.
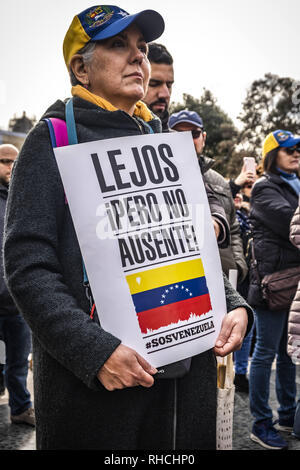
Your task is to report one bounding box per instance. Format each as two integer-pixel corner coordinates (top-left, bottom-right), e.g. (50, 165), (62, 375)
(0, 184), (18, 315)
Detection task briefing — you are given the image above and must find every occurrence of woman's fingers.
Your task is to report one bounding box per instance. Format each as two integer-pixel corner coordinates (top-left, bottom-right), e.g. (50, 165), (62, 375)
(214, 307), (248, 357)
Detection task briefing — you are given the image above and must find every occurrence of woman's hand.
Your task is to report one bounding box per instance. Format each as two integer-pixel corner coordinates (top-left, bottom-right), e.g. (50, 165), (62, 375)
(234, 164), (256, 187)
(97, 344), (157, 391)
(214, 307), (248, 357)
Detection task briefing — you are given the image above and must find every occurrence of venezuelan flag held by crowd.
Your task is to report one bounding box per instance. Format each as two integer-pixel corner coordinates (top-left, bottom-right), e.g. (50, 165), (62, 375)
(126, 258), (212, 334)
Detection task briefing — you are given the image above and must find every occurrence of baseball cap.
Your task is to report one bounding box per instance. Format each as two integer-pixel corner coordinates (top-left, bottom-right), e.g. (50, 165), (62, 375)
(63, 5), (165, 67)
(169, 110), (204, 130)
(262, 129), (300, 158)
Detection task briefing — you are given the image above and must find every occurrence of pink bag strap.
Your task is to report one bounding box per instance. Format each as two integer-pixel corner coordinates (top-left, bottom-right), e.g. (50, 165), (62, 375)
(43, 117), (69, 148)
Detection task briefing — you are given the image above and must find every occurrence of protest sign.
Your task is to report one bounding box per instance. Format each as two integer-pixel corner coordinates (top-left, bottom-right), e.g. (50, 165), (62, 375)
(54, 131), (226, 367)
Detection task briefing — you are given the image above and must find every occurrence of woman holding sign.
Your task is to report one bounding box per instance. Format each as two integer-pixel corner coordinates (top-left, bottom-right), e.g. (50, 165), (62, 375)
(4, 5), (251, 450)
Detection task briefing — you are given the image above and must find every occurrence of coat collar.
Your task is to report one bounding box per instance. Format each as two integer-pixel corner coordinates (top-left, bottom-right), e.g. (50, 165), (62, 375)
(264, 171), (294, 185)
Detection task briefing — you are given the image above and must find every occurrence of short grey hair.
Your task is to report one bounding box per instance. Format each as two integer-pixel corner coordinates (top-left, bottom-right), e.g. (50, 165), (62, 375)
(68, 41), (97, 86)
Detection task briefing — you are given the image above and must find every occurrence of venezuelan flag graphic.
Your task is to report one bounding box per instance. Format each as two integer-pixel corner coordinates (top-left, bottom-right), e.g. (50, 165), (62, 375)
(126, 258), (212, 334)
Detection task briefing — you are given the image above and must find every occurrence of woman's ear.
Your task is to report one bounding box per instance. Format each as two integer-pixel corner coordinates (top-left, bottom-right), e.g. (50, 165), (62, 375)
(69, 54), (89, 87)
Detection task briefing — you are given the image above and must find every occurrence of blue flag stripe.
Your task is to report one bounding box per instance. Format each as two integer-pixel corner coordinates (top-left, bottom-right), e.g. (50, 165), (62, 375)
(131, 276), (209, 313)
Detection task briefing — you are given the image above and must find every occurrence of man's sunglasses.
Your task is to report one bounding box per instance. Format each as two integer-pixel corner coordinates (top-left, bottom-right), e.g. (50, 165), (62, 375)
(191, 129), (203, 139)
(0, 158), (15, 166)
(284, 146), (300, 155)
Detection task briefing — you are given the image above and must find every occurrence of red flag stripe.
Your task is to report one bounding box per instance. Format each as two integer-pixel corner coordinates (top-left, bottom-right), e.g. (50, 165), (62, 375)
(137, 293), (212, 334)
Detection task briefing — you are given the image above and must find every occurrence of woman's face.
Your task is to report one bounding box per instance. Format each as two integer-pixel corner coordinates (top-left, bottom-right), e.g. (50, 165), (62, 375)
(276, 147), (300, 173)
(86, 24), (150, 113)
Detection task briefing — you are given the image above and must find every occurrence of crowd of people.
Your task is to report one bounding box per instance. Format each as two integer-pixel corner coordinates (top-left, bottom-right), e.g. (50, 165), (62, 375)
(0, 4), (299, 451)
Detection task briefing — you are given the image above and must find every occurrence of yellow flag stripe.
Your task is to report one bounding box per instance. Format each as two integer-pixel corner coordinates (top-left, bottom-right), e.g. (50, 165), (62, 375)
(126, 258), (205, 295)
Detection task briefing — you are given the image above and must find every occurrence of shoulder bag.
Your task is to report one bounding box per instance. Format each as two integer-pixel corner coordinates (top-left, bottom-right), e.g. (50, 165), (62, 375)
(250, 238), (300, 311)
(261, 266), (300, 311)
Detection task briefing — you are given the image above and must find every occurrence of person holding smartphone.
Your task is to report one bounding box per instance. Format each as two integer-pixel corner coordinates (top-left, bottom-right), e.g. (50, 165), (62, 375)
(229, 157), (257, 199)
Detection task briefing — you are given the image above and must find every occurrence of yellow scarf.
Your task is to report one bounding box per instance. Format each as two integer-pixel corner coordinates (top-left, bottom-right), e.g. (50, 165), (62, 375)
(71, 85), (154, 123)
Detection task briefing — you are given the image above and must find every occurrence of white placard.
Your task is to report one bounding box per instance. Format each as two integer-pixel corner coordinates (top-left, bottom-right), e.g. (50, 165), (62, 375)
(54, 131), (226, 367)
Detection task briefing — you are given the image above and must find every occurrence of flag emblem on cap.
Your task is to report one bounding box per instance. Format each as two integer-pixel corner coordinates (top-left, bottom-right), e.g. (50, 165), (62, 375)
(126, 258), (212, 334)
(85, 6), (114, 28)
(276, 131), (290, 142)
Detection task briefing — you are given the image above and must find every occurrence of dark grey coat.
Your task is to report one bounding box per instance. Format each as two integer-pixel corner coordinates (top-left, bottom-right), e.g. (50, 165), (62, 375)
(0, 184), (18, 316)
(3, 97), (252, 450)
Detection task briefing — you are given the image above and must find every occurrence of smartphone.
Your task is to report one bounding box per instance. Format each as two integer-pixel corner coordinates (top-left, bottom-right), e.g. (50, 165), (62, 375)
(243, 157), (256, 175)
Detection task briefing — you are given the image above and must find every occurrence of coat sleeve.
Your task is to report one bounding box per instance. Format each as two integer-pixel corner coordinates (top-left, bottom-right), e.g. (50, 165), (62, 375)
(3, 122), (121, 390)
(229, 179), (242, 198)
(229, 212), (248, 282)
(287, 287), (300, 359)
(290, 205), (300, 249)
(221, 191), (248, 283)
(223, 272), (253, 336)
(203, 169), (248, 282)
(205, 182), (230, 248)
(288, 204), (300, 359)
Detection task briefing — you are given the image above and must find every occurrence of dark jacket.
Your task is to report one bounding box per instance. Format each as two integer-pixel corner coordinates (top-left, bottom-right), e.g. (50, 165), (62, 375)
(248, 172), (300, 308)
(199, 156), (248, 283)
(4, 97), (252, 450)
(229, 179), (242, 198)
(0, 184), (18, 316)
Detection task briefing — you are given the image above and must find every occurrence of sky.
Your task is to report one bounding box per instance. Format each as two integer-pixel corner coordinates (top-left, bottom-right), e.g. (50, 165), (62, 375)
(1, 0), (300, 130)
